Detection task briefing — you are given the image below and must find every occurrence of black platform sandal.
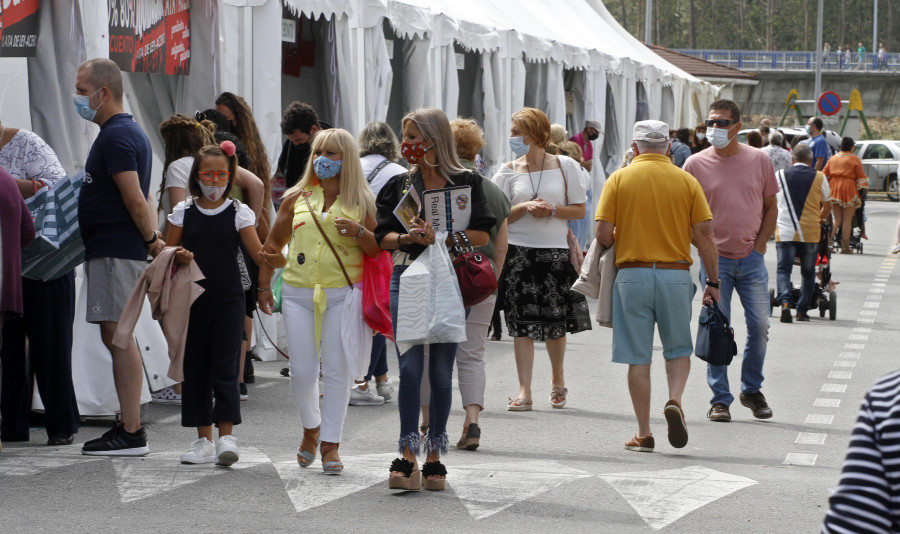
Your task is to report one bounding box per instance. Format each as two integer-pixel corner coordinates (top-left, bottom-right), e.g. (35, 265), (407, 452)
(388, 458), (420, 491)
(421, 461), (447, 491)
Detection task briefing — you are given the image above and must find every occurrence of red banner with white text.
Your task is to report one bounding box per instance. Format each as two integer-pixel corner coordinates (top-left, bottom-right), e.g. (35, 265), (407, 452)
(0, 0), (41, 57)
(109, 0), (190, 75)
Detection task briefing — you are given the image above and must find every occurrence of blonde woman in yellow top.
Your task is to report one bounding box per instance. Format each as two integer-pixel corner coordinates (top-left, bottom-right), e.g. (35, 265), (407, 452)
(258, 129), (381, 474)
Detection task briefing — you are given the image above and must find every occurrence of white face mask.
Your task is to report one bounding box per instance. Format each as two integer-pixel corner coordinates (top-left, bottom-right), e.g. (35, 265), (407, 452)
(199, 184), (227, 202)
(695, 132), (706, 141)
(707, 127), (733, 149)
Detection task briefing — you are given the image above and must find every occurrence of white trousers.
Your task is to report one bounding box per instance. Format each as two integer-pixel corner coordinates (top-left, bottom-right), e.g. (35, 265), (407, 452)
(282, 284), (352, 443)
(421, 294), (494, 410)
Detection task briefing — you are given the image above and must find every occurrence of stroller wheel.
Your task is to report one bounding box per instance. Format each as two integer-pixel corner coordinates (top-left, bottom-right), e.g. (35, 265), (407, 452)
(818, 299), (827, 317)
(768, 288), (776, 316)
(828, 291), (837, 320)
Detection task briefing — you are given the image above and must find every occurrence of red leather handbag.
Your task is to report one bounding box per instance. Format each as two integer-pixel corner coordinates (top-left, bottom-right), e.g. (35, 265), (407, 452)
(451, 232), (497, 308)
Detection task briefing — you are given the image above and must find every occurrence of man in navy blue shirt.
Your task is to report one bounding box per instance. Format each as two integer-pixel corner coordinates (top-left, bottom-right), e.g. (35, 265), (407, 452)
(805, 116), (831, 171)
(75, 58), (164, 456)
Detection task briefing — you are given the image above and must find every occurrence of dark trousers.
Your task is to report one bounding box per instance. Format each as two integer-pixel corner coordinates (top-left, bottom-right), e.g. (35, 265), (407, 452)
(776, 242), (818, 314)
(0, 272), (79, 440)
(181, 293), (244, 427)
(364, 334), (388, 381)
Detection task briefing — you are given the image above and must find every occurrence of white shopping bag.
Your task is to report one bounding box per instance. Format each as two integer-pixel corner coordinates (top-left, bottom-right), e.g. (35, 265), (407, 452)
(396, 232), (466, 347)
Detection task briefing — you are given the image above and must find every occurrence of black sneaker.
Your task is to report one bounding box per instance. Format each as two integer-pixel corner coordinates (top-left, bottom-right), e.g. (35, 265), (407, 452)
(739, 391), (773, 419)
(796, 311), (811, 322)
(82, 423), (149, 456)
(780, 303), (792, 324)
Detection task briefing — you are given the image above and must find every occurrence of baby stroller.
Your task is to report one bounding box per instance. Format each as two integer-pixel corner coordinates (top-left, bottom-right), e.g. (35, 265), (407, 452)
(833, 188), (865, 254)
(770, 221), (837, 320)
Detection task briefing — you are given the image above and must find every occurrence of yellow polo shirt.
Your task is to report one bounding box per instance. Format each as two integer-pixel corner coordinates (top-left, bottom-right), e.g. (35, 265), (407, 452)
(283, 186), (364, 288)
(595, 153), (712, 266)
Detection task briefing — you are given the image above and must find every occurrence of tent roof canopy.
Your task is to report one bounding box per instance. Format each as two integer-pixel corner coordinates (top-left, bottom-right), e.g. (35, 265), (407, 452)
(283, 0), (708, 87)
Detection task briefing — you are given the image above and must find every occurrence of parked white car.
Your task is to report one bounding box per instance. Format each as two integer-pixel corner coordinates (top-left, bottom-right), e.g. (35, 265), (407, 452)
(852, 140), (900, 202)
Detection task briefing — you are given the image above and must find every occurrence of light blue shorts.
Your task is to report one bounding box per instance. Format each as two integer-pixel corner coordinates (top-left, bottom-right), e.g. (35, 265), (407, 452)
(611, 267), (696, 365)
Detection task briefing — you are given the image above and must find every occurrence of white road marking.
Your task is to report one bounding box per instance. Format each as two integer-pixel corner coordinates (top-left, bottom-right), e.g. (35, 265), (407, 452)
(814, 398), (841, 408)
(157, 414), (181, 424)
(866, 294), (882, 301)
(843, 344), (865, 350)
(274, 453), (592, 520)
(857, 318), (875, 324)
(828, 371), (852, 379)
(863, 302), (880, 309)
(869, 288), (885, 294)
(859, 310), (878, 317)
(113, 447), (272, 503)
(254, 381), (277, 389)
(872, 283), (887, 288)
(0, 447), (104, 476)
(833, 361), (857, 368)
(847, 335), (868, 340)
(853, 327), (872, 333)
(784, 453), (817, 466)
(839, 352), (861, 359)
(821, 384), (847, 393)
(805, 414), (835, 425)
(599, 466), (756, 531)
(795, 432), (827, 445)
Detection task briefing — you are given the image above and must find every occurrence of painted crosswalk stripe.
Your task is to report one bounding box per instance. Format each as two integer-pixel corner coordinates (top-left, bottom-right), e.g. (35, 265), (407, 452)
(839, 352), (861, 359)
(843, 343), (865, 350)
(795, 432), (827, 445)
(828, 371), (852, 379)
(834, 361), (857, 368)
(814, 398), (841, 408)
(821, 383), (847, 393)
(853, 327), (872, 333)
(859, 310), (878, 317)
(784, 453), (817, 466)
(857, 318), (875, 324)
(863, 302), (880, 309)
(805, 414), (835, 425)
(848, 335), (868, 340)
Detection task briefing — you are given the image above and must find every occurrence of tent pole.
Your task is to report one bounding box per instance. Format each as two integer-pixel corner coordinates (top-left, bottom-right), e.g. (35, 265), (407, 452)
(241, 6), (253, 105)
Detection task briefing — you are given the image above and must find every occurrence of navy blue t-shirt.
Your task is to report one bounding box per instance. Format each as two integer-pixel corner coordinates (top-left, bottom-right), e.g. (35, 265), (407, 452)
(78, 114), (152, 260)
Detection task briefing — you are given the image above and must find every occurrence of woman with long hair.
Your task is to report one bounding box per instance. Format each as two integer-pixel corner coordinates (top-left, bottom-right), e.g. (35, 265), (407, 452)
(258, 129), (381, 474)
(492, 107), (592, 412)
(375, 108), (496, 490)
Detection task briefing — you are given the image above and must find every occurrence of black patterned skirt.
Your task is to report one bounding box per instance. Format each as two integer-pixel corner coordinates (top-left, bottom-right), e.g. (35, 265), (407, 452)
(499, 244), (592, 341)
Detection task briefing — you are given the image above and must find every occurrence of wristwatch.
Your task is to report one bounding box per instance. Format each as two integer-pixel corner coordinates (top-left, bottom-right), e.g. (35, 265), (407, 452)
(705, 279), (721, 289)
(143, 233), (158, 247)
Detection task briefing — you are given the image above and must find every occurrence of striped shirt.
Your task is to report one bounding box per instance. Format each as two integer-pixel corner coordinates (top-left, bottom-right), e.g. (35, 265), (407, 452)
(822, 369), (900, 533)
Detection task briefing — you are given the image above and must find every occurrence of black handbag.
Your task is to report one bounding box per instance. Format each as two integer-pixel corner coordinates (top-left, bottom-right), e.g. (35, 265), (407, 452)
(695, 300), (737, 366)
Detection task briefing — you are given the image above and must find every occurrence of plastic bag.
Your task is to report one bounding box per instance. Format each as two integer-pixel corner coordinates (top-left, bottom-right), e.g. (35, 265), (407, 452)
(363, 250), (394, 341)
(396, 233), (466, 345)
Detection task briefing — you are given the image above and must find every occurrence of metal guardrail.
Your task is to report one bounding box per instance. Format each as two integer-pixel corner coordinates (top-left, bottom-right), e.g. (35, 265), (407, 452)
(672, 49), (899, 72)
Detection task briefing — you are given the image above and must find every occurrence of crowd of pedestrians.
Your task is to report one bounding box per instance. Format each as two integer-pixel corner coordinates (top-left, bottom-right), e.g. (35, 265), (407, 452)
(0, 58), (898, 523)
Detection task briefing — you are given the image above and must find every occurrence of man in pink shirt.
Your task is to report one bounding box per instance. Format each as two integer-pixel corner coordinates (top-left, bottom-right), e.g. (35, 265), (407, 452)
(683, 99), (779, 424)
(570, 119), (601, 172)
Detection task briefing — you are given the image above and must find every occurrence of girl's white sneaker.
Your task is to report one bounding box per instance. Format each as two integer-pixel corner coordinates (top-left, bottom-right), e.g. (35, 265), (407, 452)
(216, 435), (239, 467)
(180, 437), (216, 464)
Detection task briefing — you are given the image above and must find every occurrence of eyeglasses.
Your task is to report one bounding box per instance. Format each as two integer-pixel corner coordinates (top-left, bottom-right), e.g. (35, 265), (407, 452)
(705, 119), (736, 128)
(198, 171), (231, 181)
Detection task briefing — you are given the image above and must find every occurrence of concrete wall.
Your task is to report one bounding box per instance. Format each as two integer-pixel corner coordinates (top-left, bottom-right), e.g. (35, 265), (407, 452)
(732, 71), (900, 122)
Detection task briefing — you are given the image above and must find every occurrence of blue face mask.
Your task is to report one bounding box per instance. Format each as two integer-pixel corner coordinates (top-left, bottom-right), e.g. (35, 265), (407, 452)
(313, 156), (342, 179)
(73, 89), (102, 122)
(805, 125), (812, 135)
(509, 136), (529, 156)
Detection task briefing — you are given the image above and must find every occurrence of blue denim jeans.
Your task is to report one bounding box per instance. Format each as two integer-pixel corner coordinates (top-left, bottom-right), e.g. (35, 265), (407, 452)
(700, 252), (770, 406)
(390, 265), (457, 455)
(364, 334), (388, 381)
(776, 242), (818, 314)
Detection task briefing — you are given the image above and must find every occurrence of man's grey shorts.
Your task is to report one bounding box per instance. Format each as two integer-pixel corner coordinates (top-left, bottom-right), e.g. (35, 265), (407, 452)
(84, 257), (146, 324)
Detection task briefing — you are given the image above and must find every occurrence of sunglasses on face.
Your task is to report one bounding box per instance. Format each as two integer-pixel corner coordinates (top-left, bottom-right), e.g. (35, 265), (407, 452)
(705, 119), (736, 128)
(198, 170), (231, 181)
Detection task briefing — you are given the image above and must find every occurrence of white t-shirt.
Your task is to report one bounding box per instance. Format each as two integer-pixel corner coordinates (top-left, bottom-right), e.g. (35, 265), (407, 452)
(492, 155), (587, 249)
(160, 156), (194, 229)
(360, 154), (407, 196)
(168, 198), (256, 231)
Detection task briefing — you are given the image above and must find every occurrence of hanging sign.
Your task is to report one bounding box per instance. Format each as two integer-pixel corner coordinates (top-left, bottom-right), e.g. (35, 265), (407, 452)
(817, 91), (841, 116)
(109, 0), (191, 75)
(0, 0), (41, 57)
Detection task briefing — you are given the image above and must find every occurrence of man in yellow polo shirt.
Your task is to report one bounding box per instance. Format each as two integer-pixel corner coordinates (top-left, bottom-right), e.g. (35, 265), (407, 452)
(595, 120), (719, 453)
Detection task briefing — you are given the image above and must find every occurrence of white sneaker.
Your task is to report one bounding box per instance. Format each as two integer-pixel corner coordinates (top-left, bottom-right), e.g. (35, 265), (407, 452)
(349, 384), (385, 406)
(215, 435), (239, 467)
(151, 386), (182, 405)
(180, 437), (216, 464)
(376, 379), (395, 402)
(891, 243), (900, 254)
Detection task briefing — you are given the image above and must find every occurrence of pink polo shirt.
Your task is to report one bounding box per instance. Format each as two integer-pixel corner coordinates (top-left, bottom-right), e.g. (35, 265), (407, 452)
(683, 145), (778, 259)
(570, 132), (593, 161)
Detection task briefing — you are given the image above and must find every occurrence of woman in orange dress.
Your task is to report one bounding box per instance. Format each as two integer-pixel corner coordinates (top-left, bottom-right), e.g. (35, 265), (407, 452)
(823, 137), (868, 253)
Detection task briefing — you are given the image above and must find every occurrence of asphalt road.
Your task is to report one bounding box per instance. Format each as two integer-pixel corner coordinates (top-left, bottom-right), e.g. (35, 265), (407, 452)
(2, 200), (899, 533)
